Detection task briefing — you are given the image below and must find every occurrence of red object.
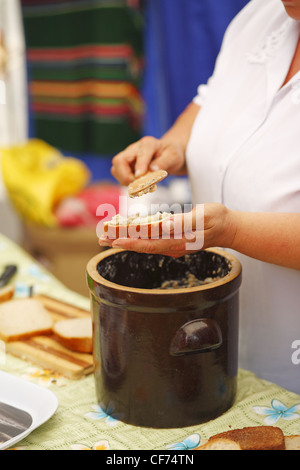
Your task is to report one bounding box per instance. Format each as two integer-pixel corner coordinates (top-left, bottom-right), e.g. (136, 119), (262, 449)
(55, 184), (122, 228)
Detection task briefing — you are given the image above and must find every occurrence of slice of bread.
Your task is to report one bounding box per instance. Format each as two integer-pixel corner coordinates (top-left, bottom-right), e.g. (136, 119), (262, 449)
(0, 298), (53, 342)
(285, 436), (300, 450)
(103, 211), (170, 240)
(199, 438), (241, 450)
(208, 426), (285, 451)
(0, 285), (15, 303)
(52, 317), (93, 353)
(128, 169), (168, 198)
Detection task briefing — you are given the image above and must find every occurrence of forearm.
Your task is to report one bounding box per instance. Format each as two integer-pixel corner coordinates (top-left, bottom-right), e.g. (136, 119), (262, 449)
(229, 210), (300, 270)
(161, 102), (200, 153)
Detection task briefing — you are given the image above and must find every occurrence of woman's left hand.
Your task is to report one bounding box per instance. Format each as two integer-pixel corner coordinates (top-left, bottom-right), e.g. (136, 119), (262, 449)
(99, 203), (237, 258)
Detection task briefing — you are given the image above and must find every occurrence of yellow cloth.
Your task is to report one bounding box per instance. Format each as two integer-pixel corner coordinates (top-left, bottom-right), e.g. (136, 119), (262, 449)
(1, 139), (90, 227)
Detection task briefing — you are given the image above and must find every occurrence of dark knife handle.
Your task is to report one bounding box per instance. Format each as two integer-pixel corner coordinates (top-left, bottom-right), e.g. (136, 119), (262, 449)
(0, 265), (17, 288)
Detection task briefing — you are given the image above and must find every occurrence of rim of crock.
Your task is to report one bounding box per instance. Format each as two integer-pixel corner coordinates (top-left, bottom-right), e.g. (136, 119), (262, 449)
(86, 248), (242, 295)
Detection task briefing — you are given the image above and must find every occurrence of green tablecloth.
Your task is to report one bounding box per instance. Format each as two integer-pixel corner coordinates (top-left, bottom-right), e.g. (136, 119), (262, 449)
(0, 233), (300, 450)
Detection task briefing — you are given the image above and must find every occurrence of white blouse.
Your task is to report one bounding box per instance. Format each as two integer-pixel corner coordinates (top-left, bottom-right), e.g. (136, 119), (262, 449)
(186, 0), (300, 394)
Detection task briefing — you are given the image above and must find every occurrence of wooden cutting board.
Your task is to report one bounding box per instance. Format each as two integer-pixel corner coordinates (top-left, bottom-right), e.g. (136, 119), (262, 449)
(6, 295), (94, 380)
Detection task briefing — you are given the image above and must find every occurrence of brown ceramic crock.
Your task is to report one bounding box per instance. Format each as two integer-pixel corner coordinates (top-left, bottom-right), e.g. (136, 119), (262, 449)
(86, 248), (242, 428)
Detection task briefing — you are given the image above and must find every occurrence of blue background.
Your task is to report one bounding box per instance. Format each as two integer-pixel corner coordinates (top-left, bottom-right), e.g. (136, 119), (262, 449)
(142, 0), (249, 137)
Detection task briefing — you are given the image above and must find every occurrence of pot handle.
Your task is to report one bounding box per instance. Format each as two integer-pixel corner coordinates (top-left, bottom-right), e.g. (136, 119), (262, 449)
(169, 318), (222, 356)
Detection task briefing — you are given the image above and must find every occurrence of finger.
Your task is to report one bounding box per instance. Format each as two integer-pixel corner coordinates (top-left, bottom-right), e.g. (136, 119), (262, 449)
(134, 137), (161, 178)
(149, 145), (182, 173)
(162, 207), (205, 236)
(112, 235), (188, 256)
(162, 213), (184, 237)
(98, 237), (114, 247)
(111, 237), (158, 253)
(111, 161), (134, 186)
(111, 155), (135, 185)
(111, 143), (140, 185)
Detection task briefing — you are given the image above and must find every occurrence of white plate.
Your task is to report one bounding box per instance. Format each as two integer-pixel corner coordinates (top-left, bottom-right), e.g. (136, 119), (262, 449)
(0, 371), (58, 450)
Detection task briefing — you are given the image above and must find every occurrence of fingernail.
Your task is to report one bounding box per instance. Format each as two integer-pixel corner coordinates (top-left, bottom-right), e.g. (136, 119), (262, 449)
(99, 240), (110, 246)
(163, 220), (174, 233)
(150, 164), (160, 171)
(112, 238), (127, 246)
(135, 169), (142, 178)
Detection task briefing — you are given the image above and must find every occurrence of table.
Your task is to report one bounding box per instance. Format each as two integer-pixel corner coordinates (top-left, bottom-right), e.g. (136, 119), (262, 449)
(0, 233), (300, 450)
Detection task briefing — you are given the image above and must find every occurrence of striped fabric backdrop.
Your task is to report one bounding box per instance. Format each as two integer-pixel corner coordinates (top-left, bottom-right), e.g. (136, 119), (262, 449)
(21, 0), (144, 157)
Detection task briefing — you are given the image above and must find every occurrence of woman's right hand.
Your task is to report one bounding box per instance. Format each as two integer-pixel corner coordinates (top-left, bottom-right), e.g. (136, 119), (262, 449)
(111, 136), (187, 186)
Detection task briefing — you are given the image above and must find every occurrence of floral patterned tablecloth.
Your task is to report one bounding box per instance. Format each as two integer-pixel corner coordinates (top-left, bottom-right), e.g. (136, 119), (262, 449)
(0, 233), (300, 451)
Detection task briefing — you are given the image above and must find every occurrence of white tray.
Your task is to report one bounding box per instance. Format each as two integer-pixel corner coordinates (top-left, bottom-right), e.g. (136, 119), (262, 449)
(0, 371), (58, 450)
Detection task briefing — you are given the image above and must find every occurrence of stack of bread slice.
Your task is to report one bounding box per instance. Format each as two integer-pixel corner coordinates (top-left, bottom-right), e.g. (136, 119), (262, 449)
(52, 317), (92, 353)
(197, 426), (300, 450)
(0, 296), (93, 353)
(0, 285), (15, 304)
(0, 298), (53, 342)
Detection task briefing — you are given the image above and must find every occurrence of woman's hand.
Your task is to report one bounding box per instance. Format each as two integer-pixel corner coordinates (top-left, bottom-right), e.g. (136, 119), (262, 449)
(99, 203), (237, 258)
(110, 102), (201, 186)
(99, 199), (300, 270)
(111, 136), (187, 186)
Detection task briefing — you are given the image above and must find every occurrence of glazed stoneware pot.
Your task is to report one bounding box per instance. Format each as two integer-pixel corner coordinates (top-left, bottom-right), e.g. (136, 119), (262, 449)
(86, 248), (242, 428)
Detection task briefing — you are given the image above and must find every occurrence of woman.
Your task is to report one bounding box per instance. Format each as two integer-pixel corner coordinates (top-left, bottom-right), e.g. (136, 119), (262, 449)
(100, 0), (300, 394)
